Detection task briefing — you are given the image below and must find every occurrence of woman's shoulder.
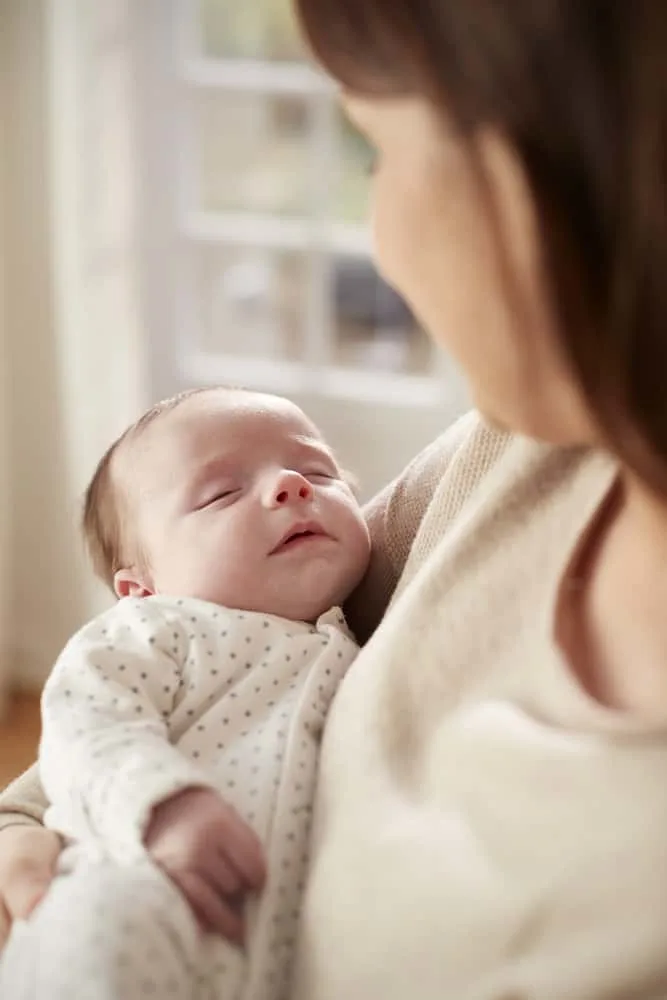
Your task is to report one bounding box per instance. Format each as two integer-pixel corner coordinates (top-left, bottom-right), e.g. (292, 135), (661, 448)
(350, 411), (597, 641)
(390, 412), (610, 601)
(401, 410), (510, 488)
(348, 412), (512, 641)
(404, 411), (601, 518)
(380, 410), (518, 543)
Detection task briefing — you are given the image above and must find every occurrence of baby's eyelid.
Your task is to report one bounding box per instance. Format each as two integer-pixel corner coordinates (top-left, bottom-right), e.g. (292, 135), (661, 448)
(195, 487), (239, 510)
(304, 468), (338, 479)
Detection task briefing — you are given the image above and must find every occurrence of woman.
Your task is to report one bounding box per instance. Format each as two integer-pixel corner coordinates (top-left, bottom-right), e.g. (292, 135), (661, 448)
(3, 1), (667, 995)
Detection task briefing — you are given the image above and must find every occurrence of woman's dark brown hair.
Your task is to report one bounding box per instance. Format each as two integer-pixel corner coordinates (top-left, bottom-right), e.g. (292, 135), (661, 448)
(295, 0), (667, 491)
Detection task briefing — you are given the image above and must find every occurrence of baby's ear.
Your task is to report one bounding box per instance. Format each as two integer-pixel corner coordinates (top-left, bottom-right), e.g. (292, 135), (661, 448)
(113, 567), (154, 600)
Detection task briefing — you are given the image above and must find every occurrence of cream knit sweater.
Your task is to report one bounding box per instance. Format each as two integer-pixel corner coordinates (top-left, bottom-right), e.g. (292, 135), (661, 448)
(3, 412), (667, 999)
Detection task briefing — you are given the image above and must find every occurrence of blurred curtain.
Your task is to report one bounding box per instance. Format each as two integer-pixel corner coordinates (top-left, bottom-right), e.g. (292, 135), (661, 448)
(0, 0), (147, 699)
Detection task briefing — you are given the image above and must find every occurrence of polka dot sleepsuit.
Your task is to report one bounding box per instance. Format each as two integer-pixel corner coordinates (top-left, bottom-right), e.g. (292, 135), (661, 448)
(0, 596), (358, 1000)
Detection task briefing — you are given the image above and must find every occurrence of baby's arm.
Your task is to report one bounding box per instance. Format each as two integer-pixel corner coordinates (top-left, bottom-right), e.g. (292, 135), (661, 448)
(40, 599), (264, 937)
(40, 600), (211, 852)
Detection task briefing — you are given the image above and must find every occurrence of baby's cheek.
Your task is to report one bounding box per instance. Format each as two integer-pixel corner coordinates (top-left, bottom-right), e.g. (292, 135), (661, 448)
(151, 543), (192, 595)
(216, 527), (263, 590)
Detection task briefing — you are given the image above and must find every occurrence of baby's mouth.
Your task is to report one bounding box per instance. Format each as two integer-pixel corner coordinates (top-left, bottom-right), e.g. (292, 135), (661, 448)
(270, 523), (330, 554)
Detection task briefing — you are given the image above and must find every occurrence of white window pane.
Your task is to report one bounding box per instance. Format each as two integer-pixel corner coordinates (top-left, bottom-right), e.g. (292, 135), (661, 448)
(193, 245), (306, 361)
(195, 92), (312, 215)
(331, 258), (435, 375)
(198, 0), (305, 62)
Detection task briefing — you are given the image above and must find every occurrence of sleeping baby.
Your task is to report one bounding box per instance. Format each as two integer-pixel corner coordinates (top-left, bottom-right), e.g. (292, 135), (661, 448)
(0, 386), (370, 1000)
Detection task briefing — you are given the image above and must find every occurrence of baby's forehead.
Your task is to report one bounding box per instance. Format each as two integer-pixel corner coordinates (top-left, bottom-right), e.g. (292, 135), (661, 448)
(122, 392), (326, 479)
(169, 390), (322, 442)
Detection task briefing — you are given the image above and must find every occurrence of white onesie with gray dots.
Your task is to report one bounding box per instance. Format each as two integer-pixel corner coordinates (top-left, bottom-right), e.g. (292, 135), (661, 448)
(0, 596), (358, 1000)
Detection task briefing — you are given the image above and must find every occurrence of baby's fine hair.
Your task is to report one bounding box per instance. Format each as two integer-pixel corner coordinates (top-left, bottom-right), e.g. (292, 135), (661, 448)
(82, 387), (232, 590)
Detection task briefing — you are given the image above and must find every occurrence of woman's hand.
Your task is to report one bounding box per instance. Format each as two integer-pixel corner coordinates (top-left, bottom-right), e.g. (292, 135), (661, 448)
(0, 826), (62, 949)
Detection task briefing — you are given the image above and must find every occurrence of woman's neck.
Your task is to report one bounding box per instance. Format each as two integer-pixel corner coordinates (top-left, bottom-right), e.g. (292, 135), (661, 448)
(622, 471), (667, 559)
(563, 468), (667, 717)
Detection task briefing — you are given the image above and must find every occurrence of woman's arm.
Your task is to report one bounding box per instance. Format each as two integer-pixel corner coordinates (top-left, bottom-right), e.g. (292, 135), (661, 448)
(345, 411), (477, 643)
(0, 764), (48, 831)
(0, 768), (55, 949)
(0, 825), (62, 948)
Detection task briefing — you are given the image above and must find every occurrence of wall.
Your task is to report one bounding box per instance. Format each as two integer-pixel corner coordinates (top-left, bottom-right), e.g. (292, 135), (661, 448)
(0, 0), (89, 690)
(0, 0), (147, 691)
(0, 3), (10, 712)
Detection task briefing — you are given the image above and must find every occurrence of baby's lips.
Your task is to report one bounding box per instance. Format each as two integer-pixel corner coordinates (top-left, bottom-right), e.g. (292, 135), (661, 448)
(270, 520), (329, 554)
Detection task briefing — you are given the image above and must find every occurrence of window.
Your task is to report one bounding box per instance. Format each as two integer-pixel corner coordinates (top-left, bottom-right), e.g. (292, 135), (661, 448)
(139, 0), (460, 410)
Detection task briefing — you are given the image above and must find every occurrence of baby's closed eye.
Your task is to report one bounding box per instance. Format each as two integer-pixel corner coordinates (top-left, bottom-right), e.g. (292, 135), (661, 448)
(303, 470), (337, 482)
(195, 488), (242, 511)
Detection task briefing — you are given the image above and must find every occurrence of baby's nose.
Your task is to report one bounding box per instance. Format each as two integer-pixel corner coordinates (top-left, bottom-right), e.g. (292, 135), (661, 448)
(270, 471), (313, 506)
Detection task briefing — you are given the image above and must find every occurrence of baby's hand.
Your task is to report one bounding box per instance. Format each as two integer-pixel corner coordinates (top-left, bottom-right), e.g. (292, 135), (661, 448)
(144, 787), (266, 943)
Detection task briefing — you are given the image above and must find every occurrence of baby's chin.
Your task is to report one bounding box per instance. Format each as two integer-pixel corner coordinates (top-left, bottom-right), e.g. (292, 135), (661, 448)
(264, 579), (350, 624)
(271, 592), (340, 625)
(197, 586), (332, 624)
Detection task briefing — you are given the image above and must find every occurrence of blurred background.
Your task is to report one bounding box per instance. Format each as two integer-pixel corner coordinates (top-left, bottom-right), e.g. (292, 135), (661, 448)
(0, 0), (467, 768)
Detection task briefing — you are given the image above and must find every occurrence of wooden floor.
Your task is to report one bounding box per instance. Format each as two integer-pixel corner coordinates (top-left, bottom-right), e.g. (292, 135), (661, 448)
(0, 693), (41, 788)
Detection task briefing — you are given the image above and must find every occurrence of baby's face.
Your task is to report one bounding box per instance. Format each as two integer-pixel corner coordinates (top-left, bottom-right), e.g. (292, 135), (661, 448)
(116, 391), (371, 621)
